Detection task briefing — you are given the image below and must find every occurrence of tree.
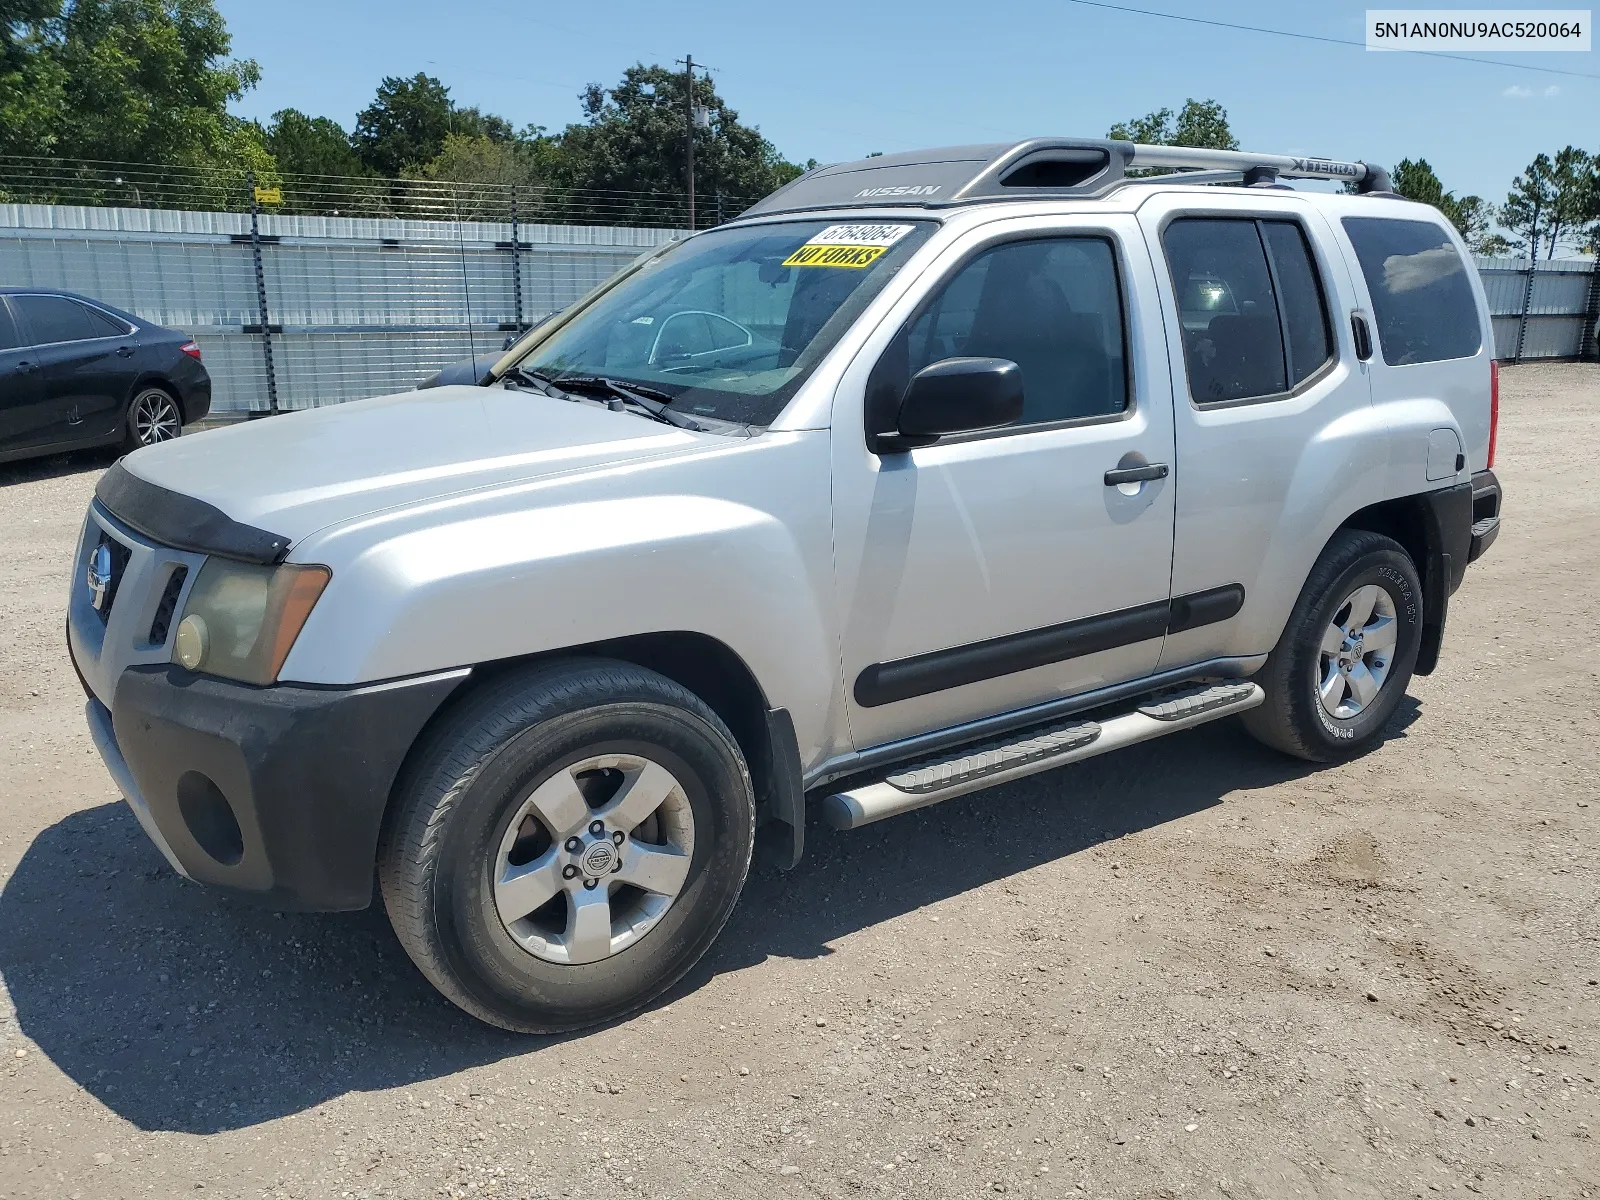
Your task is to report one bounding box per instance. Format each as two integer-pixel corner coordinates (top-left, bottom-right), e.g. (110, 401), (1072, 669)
(549, 64), (805, 225)
(0, 0), (68, 159)
(1499, 147), (1598, 259)
(263, 108), (368, 178)
(1476, 232), (1513, 257)
(403, 131), (565, 219)
(353, 73), (455, 176)
(1544, 145), (1595, 258)
(1107, 98), (1239, 150)
(55, 0), (259, 165)
(1387, 158), (1492, 249)
(0, 0), (259, 167)
(351, 73), (523, 179)
(1500, 153), (1556, 258)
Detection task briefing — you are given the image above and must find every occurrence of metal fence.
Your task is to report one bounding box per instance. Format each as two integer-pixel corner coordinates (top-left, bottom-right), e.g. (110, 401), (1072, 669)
(0, 201), (679, 413)
(2, 202), (1595, 416)
(1474, 255), (1600, 363)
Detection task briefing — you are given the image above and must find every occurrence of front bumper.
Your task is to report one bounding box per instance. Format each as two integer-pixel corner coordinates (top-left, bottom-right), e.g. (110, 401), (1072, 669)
(87, 663), (466, 910)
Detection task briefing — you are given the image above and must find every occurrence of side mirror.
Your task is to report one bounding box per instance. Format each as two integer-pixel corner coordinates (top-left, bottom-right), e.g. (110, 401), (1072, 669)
(884, 357), (1023, 451)
(502, 334), (519, 351)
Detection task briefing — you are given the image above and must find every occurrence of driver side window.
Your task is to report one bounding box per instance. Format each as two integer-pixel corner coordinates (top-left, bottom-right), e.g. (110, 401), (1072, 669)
(867, 236), (1129, 440)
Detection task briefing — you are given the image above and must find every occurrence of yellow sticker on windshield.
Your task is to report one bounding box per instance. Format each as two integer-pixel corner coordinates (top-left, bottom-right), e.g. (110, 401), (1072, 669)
(782, 222), (914, 268)
(783, 243), (887, 268)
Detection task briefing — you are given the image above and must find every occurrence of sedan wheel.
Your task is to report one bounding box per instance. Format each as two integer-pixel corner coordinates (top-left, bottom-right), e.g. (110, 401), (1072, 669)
(128, 388), (182, 447)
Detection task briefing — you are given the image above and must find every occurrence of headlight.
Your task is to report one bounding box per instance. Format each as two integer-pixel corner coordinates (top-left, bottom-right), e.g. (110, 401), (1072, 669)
(172, 560), (330, 685)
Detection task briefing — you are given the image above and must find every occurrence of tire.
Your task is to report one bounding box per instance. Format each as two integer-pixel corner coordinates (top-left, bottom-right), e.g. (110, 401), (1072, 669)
(378, 658), (755, 1033)
(124, 385), (184, 452)
(1242, 529), (1423, 763)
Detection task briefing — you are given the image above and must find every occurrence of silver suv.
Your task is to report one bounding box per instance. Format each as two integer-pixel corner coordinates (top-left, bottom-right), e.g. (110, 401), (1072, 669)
(67, 138), (1503, 1032)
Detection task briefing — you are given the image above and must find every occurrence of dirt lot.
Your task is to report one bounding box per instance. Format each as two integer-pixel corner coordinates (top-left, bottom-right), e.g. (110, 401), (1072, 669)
(1, 362), (1596, 1200)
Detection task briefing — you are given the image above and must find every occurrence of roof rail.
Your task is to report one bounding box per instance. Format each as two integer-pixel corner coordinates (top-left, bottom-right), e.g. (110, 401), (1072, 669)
(739, 138), (1392, 218)
(1124, 144), (1391, 192)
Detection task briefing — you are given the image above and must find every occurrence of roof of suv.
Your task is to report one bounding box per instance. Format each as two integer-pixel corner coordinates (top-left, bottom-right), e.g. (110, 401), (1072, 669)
(742, 138), (1392, 219)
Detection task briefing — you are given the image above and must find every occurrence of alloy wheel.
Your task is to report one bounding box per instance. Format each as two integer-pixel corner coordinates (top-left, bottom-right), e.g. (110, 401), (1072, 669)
(493, 753), (696, 965)
(1316, 583), (1398, 719)
(130, 390), (182, 445)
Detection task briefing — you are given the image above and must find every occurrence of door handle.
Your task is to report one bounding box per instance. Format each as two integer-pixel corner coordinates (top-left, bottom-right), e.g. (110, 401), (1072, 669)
(1104, 463), (1169, 486)
(116, 345), (134, 357)
(16, 360), (37, 373)
(1351, 313), (1373, 361)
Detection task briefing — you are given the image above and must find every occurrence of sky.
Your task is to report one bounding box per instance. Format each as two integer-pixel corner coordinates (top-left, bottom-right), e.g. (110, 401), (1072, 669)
(215, 0), (1597, 211)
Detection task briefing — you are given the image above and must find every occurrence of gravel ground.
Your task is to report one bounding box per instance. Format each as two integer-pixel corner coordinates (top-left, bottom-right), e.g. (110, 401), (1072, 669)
(0, 362), (1596, 1200)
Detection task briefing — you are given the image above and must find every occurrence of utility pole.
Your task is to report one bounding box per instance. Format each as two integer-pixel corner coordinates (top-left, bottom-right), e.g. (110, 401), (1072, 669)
(682, 55), (696, 230)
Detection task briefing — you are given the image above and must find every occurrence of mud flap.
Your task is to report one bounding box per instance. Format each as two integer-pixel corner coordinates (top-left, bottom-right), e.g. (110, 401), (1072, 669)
(763, 708), (806, 870)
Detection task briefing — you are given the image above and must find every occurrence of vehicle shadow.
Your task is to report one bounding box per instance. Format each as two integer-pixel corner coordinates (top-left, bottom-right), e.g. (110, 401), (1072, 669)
(0, 708), (1412, 1133)
(0, 447), (115, 487)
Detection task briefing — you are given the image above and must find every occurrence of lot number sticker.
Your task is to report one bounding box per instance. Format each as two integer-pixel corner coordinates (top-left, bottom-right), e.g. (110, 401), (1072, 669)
(783, 224), (915, 268)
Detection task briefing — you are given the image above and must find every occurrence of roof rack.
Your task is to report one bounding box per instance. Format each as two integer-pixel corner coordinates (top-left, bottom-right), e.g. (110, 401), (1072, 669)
(740, 138), (1393, 218)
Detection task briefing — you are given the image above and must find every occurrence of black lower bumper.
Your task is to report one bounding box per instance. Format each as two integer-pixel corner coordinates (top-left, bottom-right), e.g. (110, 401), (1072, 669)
(103, 664), (466, 910)
(1469, 469), (1501, 563)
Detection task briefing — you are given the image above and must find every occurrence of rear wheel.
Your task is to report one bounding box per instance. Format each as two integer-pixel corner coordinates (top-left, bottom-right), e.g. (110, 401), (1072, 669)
(124, 386), (183, 451)
(379, 659), (755, 1033)
(1242, 529), (1423, 762)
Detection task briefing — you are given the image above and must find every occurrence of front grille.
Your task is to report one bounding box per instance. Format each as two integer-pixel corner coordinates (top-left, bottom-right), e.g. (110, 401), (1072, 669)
(148, 566), (189, 645)
(94, 535), (132, 622)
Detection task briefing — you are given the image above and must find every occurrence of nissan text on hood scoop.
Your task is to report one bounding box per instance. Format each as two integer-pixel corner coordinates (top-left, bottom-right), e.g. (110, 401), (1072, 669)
(69, 136), (1501, 1035)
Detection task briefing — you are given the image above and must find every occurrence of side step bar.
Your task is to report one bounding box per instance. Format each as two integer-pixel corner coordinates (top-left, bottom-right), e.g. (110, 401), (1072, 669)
(822, 681), (1264, 830)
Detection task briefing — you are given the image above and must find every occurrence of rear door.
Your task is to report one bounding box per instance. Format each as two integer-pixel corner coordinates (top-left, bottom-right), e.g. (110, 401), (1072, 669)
(0, 298), (53, 450)
(1135, 191), (1378, 668)
(10, 294), (135, 443)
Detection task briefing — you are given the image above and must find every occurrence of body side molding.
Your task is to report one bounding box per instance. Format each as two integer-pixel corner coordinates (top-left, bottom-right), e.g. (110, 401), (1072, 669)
(852, 585), (1247, 709)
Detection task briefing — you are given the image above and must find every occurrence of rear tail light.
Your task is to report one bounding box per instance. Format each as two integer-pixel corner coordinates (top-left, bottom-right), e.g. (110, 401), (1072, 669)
(180, 341), (202, 361)
(1488, 359), (1499, 469)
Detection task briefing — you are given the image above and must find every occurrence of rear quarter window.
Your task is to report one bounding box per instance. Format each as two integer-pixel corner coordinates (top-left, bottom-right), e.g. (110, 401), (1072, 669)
(1341, 217), (1481, 366)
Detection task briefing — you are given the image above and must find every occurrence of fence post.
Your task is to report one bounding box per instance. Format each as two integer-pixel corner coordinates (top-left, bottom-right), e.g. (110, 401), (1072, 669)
(1582, 256), (1600, 362)
(246, 173), (280, 415)
(509, 188), (525, 334)
(1513, 256), (1536, 364)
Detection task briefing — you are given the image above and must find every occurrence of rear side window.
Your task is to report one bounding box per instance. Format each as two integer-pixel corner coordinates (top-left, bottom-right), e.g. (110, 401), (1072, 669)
(0, 301), (20, 351)
(1261, 222), (1333, 387)
(1162, 217), (1334, 404)
(13, 294), (101, 345)
(84, 305), (131, 336)
(1341, 217), (1481, 366)
(869, 235), (1129, 433)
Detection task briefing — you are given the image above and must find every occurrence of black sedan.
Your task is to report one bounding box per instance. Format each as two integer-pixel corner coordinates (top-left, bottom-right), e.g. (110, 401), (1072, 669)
(0, 288), (212, 465)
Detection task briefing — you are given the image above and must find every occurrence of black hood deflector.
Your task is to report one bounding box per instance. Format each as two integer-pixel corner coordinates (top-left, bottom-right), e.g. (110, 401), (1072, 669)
(96, 461), (291, 565)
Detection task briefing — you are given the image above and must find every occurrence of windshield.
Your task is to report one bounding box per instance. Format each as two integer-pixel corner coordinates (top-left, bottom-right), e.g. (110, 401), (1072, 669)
(507, 219), (935, 426)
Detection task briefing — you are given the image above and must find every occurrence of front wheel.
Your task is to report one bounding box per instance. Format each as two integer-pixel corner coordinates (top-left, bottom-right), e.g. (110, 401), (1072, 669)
(379, 659), (755, 1033)
(1242, 529), (1423, 763)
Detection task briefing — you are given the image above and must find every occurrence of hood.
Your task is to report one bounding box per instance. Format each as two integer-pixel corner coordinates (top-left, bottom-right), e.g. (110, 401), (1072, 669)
(120, 385), (703, 546)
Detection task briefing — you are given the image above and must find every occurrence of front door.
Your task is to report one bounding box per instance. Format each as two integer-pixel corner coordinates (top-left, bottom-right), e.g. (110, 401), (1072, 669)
(10, 293), (133, 443)
(0, 298), (52, 450)
(831, 215), (1178, 750)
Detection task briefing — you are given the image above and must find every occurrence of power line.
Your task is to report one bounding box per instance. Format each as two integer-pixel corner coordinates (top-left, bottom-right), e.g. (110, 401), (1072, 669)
(1058, 0), (1600, 80)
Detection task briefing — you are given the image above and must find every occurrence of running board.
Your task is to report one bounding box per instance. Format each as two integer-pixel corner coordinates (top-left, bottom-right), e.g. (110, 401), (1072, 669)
(822, 681), (1264, 830)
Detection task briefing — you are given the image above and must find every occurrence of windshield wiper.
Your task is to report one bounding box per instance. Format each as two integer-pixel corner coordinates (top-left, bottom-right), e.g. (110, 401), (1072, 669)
(499, 365), (568, 398)
(553, 376), (705, 431)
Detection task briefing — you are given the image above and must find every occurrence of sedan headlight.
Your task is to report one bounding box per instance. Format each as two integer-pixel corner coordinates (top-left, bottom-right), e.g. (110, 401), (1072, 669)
(172, 560), (331, 685)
